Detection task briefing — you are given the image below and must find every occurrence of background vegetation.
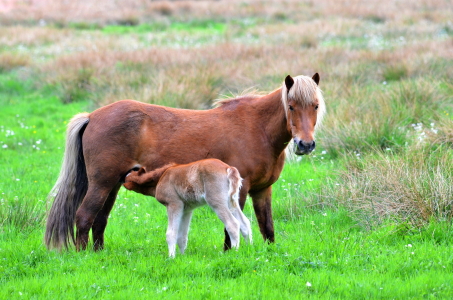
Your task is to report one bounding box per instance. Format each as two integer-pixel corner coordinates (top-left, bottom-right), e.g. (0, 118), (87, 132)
(1, 0), (453, 298)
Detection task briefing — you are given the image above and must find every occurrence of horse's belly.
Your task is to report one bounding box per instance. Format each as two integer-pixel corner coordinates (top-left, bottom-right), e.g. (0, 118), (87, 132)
(182, 195), (206, 209)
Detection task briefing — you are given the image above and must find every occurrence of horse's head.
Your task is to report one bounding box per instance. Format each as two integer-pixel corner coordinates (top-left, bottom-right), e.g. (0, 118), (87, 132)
(282, 73), (325, 155)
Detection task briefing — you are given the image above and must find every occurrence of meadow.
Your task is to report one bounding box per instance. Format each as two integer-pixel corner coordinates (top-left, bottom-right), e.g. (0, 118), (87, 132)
(1, 0), (453, 298)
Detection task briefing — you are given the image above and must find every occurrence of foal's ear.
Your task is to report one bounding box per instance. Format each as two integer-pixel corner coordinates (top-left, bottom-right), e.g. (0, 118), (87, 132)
(312, 73), (320, 85)
(137, 167), (146, 175)
(285, 75), (294, 91)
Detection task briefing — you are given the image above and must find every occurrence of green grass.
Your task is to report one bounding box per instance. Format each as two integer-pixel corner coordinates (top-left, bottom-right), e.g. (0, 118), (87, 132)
(0, 73), (90, 232)
(1, 73), (453, 299)
(2, 207), (453, 299)
(102, 20), (227, 35)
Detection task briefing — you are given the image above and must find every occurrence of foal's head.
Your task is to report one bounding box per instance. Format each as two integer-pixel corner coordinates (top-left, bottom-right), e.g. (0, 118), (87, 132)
(282, 73), (325, 155)
(123, 164), (175, 196)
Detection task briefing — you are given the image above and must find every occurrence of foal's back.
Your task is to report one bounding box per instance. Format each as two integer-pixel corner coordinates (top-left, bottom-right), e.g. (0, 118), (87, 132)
(155, 159), (235, 206)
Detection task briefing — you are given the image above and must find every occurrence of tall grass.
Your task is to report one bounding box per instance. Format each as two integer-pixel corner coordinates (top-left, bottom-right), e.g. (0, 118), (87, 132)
(0, 53), (31, 73)
(319, 77), (451, 157)
(1, 0), (451, 107)
(0, 198), (45, 232)
(305, 145), (453, 231)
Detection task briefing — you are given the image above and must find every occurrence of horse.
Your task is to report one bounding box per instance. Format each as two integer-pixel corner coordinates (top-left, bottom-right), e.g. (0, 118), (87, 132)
(123, 159), (252, 257)
(45, 73), (325, 251)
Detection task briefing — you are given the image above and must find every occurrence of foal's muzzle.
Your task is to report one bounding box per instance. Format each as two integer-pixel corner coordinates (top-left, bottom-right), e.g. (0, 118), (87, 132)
(294, 139), (316, 155)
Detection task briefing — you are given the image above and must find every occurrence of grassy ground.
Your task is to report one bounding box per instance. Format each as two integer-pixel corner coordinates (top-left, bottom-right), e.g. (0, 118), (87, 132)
(1, 0), (453, 298)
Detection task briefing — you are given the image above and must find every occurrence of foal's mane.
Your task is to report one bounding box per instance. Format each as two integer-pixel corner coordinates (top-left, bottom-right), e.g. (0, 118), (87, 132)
(132, 163), (177, 186)
(148, 163), (177, 182)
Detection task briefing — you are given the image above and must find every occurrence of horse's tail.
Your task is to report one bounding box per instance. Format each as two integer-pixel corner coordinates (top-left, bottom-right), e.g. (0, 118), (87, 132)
(45, 113), (90, 250)
(226, 167), (242, 209)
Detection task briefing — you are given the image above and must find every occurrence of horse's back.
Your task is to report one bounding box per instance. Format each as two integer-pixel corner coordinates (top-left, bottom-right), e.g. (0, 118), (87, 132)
(81, 99), (281, 193)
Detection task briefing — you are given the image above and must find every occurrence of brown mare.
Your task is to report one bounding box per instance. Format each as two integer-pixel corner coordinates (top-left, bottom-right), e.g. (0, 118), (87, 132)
(45, 73), (325, 251)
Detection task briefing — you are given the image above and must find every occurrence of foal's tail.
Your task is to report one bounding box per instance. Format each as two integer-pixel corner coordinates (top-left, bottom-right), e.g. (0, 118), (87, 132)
(45, 113), (90, 250)
(226, 167), (252, 243)
(226, 167), (242, 207)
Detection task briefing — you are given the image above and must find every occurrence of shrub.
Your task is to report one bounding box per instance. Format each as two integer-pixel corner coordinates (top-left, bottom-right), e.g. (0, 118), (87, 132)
(316, 146), (453, 230)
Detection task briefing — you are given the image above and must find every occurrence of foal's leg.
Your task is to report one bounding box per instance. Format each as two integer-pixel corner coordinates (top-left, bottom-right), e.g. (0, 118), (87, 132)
(224, 182), (249, 250)
(231, 207), (253, 244)
(165, 200), (184, 257)
(177, 209), (193, 254)
(249, 186), (274, 243)
(92, 183), (121, 251)
(218, 209), (240, 248)
(211, 200), (240, 248)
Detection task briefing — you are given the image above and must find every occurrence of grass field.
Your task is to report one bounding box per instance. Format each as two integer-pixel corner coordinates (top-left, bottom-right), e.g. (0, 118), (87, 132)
(1, 0), (453, 298)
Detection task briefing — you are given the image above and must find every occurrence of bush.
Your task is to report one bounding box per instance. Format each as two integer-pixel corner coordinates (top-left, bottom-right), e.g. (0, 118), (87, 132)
(315, 146), (453, 230)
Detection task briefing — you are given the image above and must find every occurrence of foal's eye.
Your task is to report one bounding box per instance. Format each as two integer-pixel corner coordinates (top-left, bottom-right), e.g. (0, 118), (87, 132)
(289, 105), (294, 111)
(314, 105), (319, 111)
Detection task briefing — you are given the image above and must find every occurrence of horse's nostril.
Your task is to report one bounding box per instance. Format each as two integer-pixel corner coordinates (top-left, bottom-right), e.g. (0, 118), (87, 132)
(295, 139), (315, 153)
(310, 141), (316, 151)
(298, 140), (306, 150)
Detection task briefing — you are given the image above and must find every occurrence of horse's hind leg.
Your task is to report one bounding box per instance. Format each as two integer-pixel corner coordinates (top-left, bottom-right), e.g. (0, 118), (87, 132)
(75, 185), (112, 251)
(249, 186), (274, 243)
(92, 183), (121, 251)
(231, 208), (253, 244)
(217, 209), (240, 248)
(210, 200), (240, 248)
(224, 183), (249, 250)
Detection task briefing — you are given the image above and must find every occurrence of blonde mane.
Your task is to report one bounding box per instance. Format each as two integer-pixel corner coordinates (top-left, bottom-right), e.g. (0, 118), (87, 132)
(213, 93), (262, 108)
(213, 76), (325, 129)
(281, 75), (326, 129)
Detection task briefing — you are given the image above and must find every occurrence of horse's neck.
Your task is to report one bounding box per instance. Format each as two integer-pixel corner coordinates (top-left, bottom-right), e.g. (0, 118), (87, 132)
(255, 89), (292, 153)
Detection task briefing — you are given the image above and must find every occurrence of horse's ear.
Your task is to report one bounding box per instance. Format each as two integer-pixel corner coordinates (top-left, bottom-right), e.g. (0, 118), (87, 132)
(138, 167), (146, 175)
(312, 73), (320, 86)
(285, 75), (294, 91)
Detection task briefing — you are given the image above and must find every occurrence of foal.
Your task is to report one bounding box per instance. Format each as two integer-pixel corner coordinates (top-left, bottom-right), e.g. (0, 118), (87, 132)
(123, 159), (253, 257)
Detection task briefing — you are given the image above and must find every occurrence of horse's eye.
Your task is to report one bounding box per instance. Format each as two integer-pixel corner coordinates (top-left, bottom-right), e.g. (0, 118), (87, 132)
(289, 105), (294, 111)
(315, 105), (319, 111)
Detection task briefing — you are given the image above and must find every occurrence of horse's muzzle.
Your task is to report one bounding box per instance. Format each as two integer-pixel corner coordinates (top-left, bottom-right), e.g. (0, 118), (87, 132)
(294, 139), (315, 155)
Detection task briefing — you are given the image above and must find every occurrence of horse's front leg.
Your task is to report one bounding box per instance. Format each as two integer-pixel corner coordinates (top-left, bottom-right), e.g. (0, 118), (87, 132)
(249, 186), (274, 243)
(165, 201), (184, 258)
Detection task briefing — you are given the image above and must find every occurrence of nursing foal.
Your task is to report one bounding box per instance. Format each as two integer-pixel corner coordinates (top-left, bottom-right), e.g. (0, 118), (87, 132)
(123, 159), (253, 257)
